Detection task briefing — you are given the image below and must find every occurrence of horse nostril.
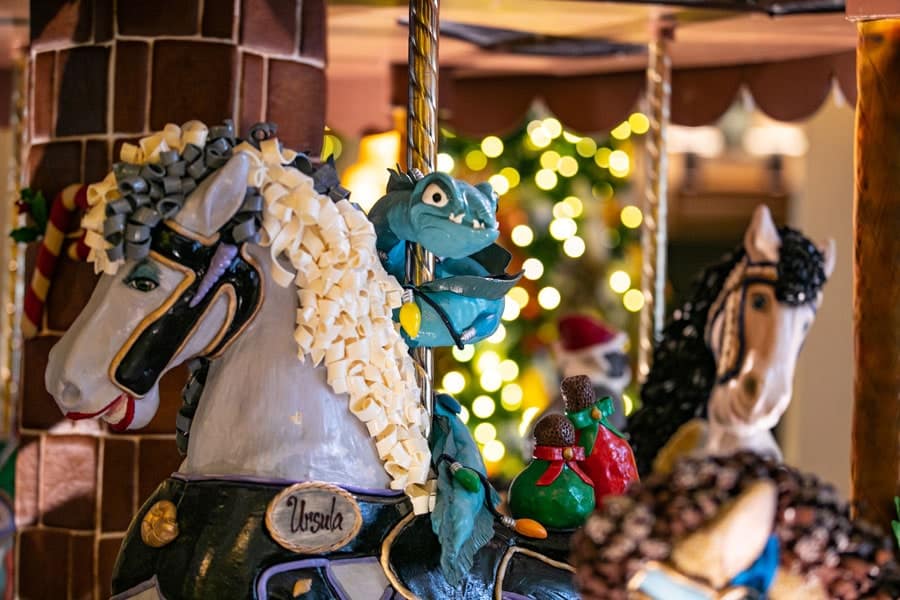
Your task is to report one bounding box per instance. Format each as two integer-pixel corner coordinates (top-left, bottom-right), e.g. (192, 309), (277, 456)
(742, 375), (759, 398)
(59, 382), (82, 407)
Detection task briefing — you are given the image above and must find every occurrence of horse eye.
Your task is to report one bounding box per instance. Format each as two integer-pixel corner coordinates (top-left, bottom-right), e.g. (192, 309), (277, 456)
(751, 293), (768, 311)
(128, 277), (158, 292)
(421, 183), (448, 207)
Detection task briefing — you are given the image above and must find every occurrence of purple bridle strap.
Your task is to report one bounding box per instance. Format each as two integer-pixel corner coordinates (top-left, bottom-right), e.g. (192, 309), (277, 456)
(189, 243), (238, 308)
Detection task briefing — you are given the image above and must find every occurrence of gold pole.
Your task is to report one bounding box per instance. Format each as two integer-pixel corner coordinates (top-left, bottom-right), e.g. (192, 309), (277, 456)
(850, 19), (900, 527)
(406, 0), (439, 432)
(637, 20), (674, 383)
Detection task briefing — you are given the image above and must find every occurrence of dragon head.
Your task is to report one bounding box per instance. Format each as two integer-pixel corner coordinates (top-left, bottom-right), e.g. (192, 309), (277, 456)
(391, 172), (500, 259)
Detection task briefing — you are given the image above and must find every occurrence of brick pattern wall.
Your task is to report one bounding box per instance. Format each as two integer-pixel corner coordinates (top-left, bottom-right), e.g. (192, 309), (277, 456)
(17, 2), (326, 598)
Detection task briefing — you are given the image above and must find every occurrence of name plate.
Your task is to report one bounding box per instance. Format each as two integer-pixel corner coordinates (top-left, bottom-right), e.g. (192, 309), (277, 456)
(265, 482), (362, 554)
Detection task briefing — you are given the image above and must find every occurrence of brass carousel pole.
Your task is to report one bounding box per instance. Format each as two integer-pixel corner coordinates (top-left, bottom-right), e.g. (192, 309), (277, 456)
(637, 19), (674, 383)
(406, 0), (440, 432)
(846, 5), (900, 527)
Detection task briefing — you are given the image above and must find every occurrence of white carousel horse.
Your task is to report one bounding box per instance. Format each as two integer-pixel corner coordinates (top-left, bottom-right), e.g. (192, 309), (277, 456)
(628, 205), (836, 474)
(44, 123), (577, 599)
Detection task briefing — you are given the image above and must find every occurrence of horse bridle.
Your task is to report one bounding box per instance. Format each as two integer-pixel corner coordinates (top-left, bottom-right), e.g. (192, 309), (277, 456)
(705, 257), (779, 385)
(108, 223), (263, 397)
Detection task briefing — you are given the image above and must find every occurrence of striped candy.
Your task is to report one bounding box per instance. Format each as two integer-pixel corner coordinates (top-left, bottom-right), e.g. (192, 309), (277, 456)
(22, 184), (88, 338)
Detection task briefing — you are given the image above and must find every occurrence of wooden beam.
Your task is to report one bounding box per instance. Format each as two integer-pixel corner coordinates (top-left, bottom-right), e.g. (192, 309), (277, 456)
(847, 0), (900, 20)
(851, 20), (900, 527)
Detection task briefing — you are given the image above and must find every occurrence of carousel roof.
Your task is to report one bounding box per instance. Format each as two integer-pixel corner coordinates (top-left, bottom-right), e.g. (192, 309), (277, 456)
(327, 0), (857, 136)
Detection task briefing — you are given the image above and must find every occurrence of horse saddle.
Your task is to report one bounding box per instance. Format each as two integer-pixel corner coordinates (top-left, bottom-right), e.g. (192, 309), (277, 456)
(110, 475), (577, 600)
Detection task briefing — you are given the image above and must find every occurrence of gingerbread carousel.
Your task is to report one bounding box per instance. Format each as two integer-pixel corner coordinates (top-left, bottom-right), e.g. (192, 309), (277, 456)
(3, 0), (899, 599)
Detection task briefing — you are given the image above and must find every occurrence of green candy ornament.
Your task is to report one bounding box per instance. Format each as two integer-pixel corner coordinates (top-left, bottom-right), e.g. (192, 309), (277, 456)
(508, 414), (595, 530)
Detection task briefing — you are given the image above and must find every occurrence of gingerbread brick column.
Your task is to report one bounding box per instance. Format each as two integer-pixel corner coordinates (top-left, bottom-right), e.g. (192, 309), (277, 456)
(17, 2), (326, 598)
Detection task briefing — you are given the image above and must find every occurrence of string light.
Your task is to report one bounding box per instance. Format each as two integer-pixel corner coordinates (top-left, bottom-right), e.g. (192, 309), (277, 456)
(623, 289), (645, 312)
(564, 196), (584, 217)
(508, 286), (530, 309)
(609, 270), (631, 293)
(609, 150), (630, 177)
(488, 173), (510, 195)
(472, 395), (496, 419)
(540, 150), (561, 170)
(528, 126), (552, 148)
(535, 169), (558, 190)
(459, 405), (470, 424)
(481, 136), (504, 158)
(500, 167), (520, 188)
(620, 205), (643, 228)
(476, 350), (500, 373)
(502, 298), (520, 321)
(519, 407), (539, 437)
(487, 324), (506, 344)
(482, 440), (506, 462)
(611, 121), (632, 140)
(480, 370), (503, 392)
(465, 149), (488, 171)
(436, 152), (455, 173)
(511, 224), (534, 247)
(452, 345), (475, 362)
(542, 118), (563, 138)
(538, 286), (561, 310)
(557, 156), (579, 177)
(563, 236), (586, 258)
(474, 422), (497, 444)
(522, 258), (544, 280)
(501, 383), (524, 410)
(549, 217), (577, 240)
(441, 371), (466, 394)
(575, 137), (597, 157)
(499, 359), (519, 382)
(629, 112), (650, 135)
(553, 201), (574, 219)
(594, 147), (611, 168)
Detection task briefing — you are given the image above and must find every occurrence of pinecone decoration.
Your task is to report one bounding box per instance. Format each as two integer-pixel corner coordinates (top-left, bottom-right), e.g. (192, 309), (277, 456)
(571, 451), (898, 599)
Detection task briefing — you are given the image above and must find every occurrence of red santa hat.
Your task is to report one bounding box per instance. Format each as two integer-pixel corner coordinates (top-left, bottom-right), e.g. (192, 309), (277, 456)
(557, 313), (619, 352)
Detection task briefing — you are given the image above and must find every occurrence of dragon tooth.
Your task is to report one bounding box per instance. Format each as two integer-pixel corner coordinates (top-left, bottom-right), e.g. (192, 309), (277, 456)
(473, 220), (483, 229)
(448, 213), (464, 224)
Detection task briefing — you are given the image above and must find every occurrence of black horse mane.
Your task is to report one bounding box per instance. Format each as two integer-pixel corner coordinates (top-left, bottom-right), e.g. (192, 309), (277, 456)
(627, 226), (827, 474)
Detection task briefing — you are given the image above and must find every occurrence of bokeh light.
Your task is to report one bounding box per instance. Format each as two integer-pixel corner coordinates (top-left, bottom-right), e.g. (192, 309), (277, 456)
(499, 359), (520, 382)
(540, 150), (561, 170)
(508, 286), (530, 309)
(557, 156), (579, 177)
(594, 147), (611, 168)
(549, 217), (577, 241)
(620, 205), (643, 228)
(609, 270), (631, 293)
(481, 136), (504, 158)
(502, 298), (520, 321)
(611, 121), (632, 140)
(480, 370), (503, 392)
(476, 350), (500, 373)
(500, 167), (520, 188)
(563, 236), (586, 258)
(575, 137), (597, 158)
(609, 150), (631, 177)
(564, 196), (584, 217)
(522, 258), (544, 280)
(542, 118), (563, 138)
(501, 383), (524, 410)
(452, 345), (475, 362)
(624, 289), (645, 312)
(436, 152), (455, 173)
(487, 324), (506, 344)
(629, 112), (650, 135)
(465, 149), (488, 171)
(472, 395), (496, 419)
(441, 371), (465, 394)
(474, 422), (497, 444)
(538, 286), (562, 310)
(535, 169), (558, 190)
(488, 173), (510, 195)
(482, 440), (506, 462)
(511, 224), (534, 247)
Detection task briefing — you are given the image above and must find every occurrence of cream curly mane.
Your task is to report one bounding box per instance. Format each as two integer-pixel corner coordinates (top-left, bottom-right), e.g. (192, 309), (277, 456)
(82, 122), (431, 504)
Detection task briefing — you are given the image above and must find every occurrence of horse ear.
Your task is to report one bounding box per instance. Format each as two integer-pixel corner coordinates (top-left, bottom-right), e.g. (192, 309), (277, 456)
(173, 153), (250, 237)
(820, 238), (836, 279)
(670, 480), (777, 588)
(744, 205), (781, 263)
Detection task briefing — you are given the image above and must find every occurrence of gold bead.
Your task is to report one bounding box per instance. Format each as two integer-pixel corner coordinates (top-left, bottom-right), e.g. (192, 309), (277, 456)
(590, 407), (601, 420)
(141, 500), (179, 548)
(563, 447), (574, 460)
(399, 301), (422, 338)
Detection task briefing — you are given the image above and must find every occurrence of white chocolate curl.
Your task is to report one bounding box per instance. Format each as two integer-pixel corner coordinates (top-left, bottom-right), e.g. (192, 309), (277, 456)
(82, 123), (432, 507)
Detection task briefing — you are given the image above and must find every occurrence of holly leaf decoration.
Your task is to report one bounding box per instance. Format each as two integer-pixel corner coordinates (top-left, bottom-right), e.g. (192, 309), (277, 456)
(10, 188), (48, 243)
(893, 496), (900, 549)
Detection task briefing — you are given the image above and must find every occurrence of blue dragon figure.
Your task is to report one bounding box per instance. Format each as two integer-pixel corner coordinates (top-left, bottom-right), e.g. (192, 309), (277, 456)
(368, 169), (522, 348)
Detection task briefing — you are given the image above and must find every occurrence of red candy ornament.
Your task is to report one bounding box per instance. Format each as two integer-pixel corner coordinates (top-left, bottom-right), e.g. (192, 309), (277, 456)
(561, 375), (639, 499)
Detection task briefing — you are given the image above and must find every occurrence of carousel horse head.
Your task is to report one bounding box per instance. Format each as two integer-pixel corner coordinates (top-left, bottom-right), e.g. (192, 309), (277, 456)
(45, 147), (263, 431)
(572, 451), (900, 600)
(628, 205), (835, 474)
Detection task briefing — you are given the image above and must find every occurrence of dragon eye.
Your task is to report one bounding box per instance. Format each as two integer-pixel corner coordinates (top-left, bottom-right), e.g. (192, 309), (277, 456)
(124, 261), (160, 293)
(421, 183), (448, 208)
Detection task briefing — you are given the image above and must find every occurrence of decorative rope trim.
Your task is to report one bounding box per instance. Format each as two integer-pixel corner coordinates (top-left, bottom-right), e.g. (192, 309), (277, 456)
(82, 122), (432, 506)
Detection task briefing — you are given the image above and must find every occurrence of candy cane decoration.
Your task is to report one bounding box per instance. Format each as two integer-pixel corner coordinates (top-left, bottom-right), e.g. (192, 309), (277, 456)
(22, 183), (88, 338)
